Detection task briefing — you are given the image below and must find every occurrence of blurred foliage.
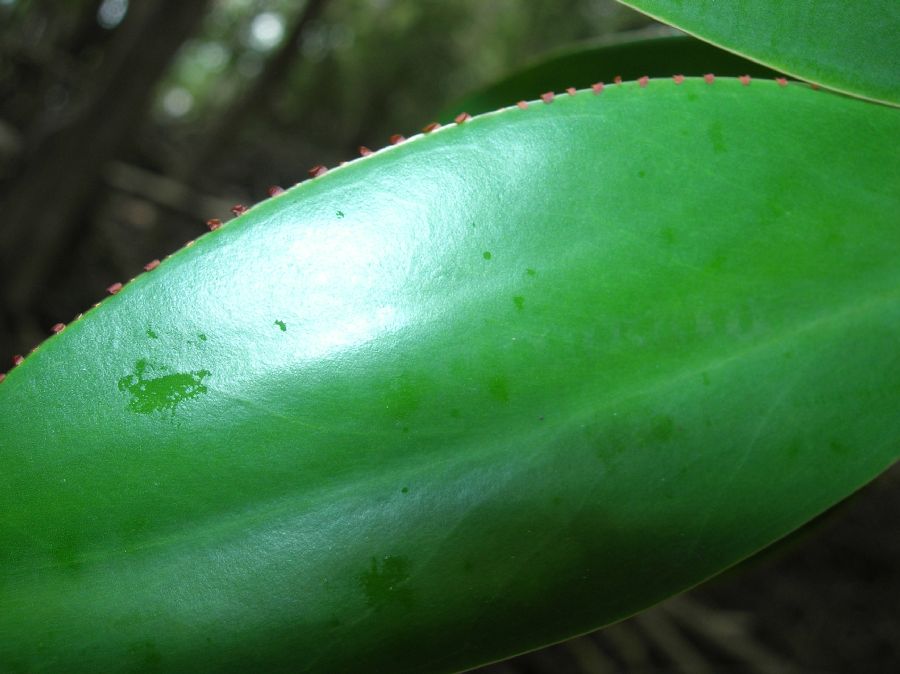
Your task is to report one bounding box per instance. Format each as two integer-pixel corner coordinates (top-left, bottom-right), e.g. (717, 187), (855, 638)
(151, 0), (653, 187)
(0, 0), (651, 175)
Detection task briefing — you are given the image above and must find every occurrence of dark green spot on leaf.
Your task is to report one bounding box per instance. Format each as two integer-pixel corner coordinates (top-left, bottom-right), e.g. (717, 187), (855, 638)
(829, 440), (851, 455)
(708, 120), (727, 154)
(359, 556), (413, 610)
(648, 415), (675, 443)
(487, 376), (510, 403)
(117, 360), (210, 414)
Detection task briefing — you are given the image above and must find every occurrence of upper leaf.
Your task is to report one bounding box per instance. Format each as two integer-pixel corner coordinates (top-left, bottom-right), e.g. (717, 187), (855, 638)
(1, 79), (899, 673)
(618, 0), (900, 106)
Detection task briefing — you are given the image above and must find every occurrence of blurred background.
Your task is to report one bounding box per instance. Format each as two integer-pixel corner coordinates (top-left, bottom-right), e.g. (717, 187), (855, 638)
(0, 1), (897, 671)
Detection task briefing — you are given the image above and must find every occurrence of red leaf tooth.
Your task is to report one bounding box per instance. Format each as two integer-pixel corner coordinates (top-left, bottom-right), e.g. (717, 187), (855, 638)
(230, 204), (248, 216)
(206, 218), (222, 231)
(268, 185), (285, 197)
(0, 373), (5, 383)
(613, 75), (623, 84)
(308, 165), (328, 178)
(703, 73), (715, 84)
(739, 74), (751, 86)
(358, 145), (373, 156)
(389, 134), (405, 145)
(566, 87), (577, 96)
(591, 82), (604, 94)
(107, 282), (123, 295)
(638, 76), (649, 88)
(144, 259), (161, 271)
(776, 77), (788, 87)
(12, 355), (24, 366)
(422, 122), (440, 133)
(673, 74), (685, 85)
(51, 323), (66, 334)
(454, 112), (471, 124)
(540, 91), (555, 103)
(516, 100), (528, 110)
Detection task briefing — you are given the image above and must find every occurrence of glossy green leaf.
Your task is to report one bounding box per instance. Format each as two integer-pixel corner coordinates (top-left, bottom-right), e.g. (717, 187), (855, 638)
(2, 79), (899, 673)
(617, 0), (900, 106)
(441, 34), (778, 120)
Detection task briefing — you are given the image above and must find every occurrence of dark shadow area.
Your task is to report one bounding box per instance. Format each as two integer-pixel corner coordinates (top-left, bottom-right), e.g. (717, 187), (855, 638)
(476, 465), (900, 674)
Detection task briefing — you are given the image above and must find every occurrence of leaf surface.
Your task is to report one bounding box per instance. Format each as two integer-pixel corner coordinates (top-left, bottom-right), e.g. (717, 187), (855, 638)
(1, 79), (899, 673)
(617, 0), (900, 105)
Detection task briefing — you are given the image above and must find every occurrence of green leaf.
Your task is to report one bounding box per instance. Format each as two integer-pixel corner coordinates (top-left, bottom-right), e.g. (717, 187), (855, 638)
(441, 33), (778, 120)
(2, 79), (899, 673)
(617, 0), (900, 106)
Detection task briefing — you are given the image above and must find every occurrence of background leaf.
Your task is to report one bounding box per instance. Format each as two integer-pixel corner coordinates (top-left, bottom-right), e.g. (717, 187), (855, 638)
(617, 0), (900, 106)
(441, 33), (779, 119)
(1, 79), (899, 673)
